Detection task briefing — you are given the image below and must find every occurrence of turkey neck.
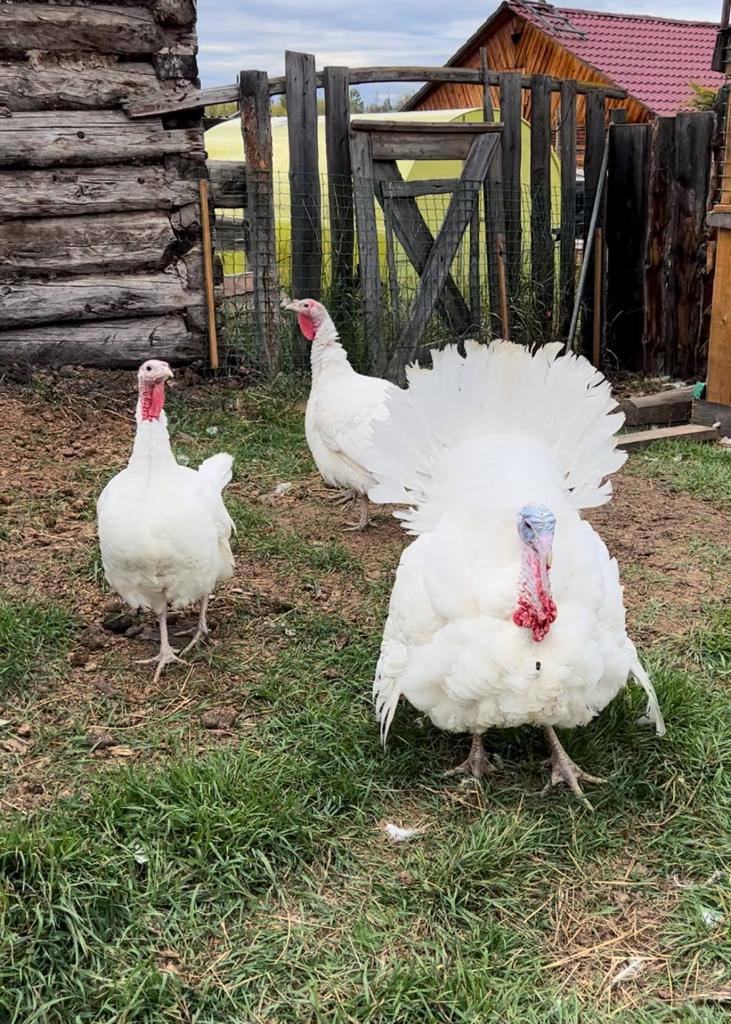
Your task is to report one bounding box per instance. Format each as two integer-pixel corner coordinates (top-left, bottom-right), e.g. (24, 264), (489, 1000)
(130, 385), (175, 472)
(309, 317), (352, 384)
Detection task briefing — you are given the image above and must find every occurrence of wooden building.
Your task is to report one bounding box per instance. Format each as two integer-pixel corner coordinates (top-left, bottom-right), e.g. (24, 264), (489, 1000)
(0, 0), (207, 367)
(405, 0), (724, 132)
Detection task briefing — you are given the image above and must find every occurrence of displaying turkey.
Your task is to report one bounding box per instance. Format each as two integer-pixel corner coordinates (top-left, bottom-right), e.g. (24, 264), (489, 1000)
(285, 298), (395, 530)
(97, 360), (235, 682)
(368, 340), (665, 805)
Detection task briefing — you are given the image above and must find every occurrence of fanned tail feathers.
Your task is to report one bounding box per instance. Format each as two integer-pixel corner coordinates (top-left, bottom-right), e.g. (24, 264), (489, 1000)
(630, 649), (666, 736)
(367, 340), (626, 530)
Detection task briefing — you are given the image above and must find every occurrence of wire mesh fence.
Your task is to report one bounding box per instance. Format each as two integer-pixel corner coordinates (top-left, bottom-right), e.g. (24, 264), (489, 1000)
(211, 170), (583, 378)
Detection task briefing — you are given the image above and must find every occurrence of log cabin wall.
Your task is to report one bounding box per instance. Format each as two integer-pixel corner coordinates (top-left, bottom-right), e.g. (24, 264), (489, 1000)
(0, 0), (207, 367)
(409, 14), (650, 155)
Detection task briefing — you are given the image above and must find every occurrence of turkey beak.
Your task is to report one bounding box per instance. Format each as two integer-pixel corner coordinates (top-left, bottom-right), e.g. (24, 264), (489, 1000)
(546, 550), (553, 569)
(283, 299), (301, 312)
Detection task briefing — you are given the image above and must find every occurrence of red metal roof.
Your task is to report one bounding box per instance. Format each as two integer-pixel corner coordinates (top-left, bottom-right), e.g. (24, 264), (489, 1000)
(512, 2), (724, 115)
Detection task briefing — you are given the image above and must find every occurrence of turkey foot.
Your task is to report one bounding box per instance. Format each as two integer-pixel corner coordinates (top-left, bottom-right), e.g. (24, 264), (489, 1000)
(445, 733), (495, 780)
(344, 493), (370, 532)
(179, 596), (210, 656)
(135, 612), (186, 683)
(542, 726), (606, 810)
(328, 488), (356, 506)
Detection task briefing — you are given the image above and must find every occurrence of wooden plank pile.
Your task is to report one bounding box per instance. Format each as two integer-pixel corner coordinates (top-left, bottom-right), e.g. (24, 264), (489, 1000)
(0, 0), (206, 368)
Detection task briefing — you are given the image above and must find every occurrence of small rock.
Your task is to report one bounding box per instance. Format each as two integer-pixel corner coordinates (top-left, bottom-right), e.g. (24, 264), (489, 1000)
(102, 611), (136, 634)
(397, 870), (415, 887)
(1, 738), (27, 754)
(108, 745), (135, 758)
(85, 727), (115, 749)
(201, 706), (239, 731)
(16, 723), (32, 739)
(0, 494), (11, 506)
(96, 680), (121, 698)
(323, 667), (339, 680)
(78, 627), (105, 651)
(61, 448), (76, 458)
(69, 649), (90, 667)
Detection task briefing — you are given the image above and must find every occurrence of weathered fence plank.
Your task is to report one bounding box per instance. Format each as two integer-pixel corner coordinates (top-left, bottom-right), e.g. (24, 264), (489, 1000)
(350, 130), (383, 372)
(398, 133), (500, 366)
(0, 111), (201, 168)
(0, 60), (183, 112)
(0, 316), (200, 367)
(0, 210), (178, 276)
(0, 4), (163, 54)
(481, 47), (506, 337)
(324, 66), (354, 296)
(581, 89), (606, 358)
(644, 117), (676, 373)
(0, 165), (198, 219)
(353, 122), (501, 161)
(558, 79), (577, 338)
(286, 50), (322, 308)
(239, 69), (280, 377)
(373, 162), (473, 338)
(530, 75), (553, 338)
(500, 73), (522, 300)
(673, 112), (714, 378)
(605, 123), (649, 369)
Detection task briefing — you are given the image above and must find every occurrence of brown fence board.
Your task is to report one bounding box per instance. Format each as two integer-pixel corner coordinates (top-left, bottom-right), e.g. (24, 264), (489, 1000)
(530, 75), (553, 338)
(559, 80), (577, 339)
(324, 66), (354, 295)
(581, 89), (606, 357)
(286, 50), (322, 310)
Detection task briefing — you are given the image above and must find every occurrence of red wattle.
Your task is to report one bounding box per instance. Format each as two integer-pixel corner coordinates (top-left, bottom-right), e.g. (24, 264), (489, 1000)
(512, 555), (557, 642)
(298, 313), (316, 341)
(140, 380), (166, 421)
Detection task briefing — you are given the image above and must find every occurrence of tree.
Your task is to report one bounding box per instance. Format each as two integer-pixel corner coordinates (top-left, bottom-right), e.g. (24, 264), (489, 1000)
(687, 82), (719, 111)
(349, 87), (365, 113)
(204, 101), (237, 118)
(271, 95), (287, 116)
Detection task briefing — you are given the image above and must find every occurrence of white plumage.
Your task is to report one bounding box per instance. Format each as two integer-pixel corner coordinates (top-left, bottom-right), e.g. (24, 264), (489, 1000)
(368, 340), (664, 800)
(97, 360), (234, 680)
(285, 299), (395, 529)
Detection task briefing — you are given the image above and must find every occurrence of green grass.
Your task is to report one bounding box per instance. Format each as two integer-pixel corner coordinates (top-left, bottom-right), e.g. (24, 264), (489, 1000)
(0, 593), (76, 690)
(628, 439), (731, 505)
(1, 396), (730, 1021)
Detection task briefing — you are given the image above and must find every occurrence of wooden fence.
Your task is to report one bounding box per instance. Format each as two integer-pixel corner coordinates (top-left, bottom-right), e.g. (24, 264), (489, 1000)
(129, 55), (720, 380)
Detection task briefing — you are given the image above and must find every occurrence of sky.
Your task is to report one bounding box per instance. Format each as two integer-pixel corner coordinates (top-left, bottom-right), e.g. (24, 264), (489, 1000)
(197, 0), (722, 103)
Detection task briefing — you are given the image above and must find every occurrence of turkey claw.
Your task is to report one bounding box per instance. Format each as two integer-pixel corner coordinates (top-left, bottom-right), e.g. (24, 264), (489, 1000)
(542, 727), (606, 810)
(444, 734), (495, 780)
(135, 648), (186, 683)
(178, 627), (210, 657)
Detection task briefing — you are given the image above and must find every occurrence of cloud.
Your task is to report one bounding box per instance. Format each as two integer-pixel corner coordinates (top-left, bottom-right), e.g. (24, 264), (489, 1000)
(197, 0), (721, 86)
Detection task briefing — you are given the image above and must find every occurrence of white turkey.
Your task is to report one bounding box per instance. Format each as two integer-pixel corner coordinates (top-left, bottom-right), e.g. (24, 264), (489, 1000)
(97, 359), (235, 682)
(284, 298), (395, 530)
(368, 340), (665, 805)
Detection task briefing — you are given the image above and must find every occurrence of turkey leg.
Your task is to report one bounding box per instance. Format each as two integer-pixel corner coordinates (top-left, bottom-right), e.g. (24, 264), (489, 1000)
(179, 596), (210, 656)
(344, 493), (370, 532)
(328, 488), (357, 506)
(136, 612), (186, 683)
(542, 726), (606, 810)
(445, 733), (495, 779)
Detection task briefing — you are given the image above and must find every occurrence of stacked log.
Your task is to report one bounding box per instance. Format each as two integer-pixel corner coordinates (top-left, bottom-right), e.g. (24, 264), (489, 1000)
(0, 0), (206, 367)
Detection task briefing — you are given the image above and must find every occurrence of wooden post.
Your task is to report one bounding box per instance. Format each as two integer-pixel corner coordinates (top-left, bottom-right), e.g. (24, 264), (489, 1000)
(500, 73), (522, 300)
(350, 130), (384, 372)
(707, 90), (731, 405)
(324, 66), (354, 298)
(605, 123), (649, 370)
(481, 49), (507, 337)
(559, 80), (577, 340)
(286, 51), (322, 307)
(239, 69), (280, 378)
(198, 178), (219, 370)
(644, 117), (675, 374)
(592, 226), (602, 367)
(530, 74), (553, 340)
(581, 89), (606, 359)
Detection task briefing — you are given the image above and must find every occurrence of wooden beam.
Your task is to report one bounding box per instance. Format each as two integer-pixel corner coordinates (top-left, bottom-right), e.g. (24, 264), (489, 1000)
(198, 179), (219, 370)
(617, 423), (720, 451)
(581, 90), (606, 359)
(127, 69), (627, 120)
(0, 165), (198, 219)
(379, 178), (461, 198)
(480, 46), (506, 338)
(0, 111), (202, 168)
(0, 4), (163, 55)
(324, 66), (354, 294)
(286, 51), (321, 306)
(0, 272), (198, 328)
(239, 69), (280, 378)
(692, 397), (731, 437)
(0, 316), (201, 367)
(352, 121), (503, 134)
(207, 161), (246, 208)
(558, 79), (577, 340)
(0, 60), (185, 112)
(619, 387), (694, 427)
(0, 210), (178, 276)
(644, 117), (676, 374)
